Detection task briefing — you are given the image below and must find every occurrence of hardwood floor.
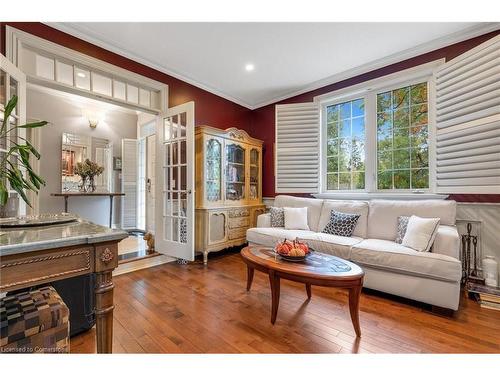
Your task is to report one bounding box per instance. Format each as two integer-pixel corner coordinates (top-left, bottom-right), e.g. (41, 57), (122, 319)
(70, 252), (500, 354)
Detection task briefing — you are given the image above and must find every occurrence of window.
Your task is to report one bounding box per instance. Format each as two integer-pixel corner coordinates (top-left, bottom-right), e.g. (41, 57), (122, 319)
(322, 79), (430, 193)
(377, 82), (429, 190)
(325, 98), (365, 190)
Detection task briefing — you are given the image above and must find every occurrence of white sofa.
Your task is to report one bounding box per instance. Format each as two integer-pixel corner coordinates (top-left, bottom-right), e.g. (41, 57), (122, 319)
(246, 195), (462, 311)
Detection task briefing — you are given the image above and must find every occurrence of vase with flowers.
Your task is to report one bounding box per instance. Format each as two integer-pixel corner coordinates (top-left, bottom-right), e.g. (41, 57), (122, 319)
(74, 159), (104, 192)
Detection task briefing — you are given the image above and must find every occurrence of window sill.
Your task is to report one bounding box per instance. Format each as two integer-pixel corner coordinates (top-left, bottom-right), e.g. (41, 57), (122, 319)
(312, 192), (449, 201)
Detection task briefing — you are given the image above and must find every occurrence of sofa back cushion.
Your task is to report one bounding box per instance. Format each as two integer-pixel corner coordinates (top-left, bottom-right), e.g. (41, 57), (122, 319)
(318, 200), (369, 238)
(273, 195), (324, 232)
(367, 199), (457, 241)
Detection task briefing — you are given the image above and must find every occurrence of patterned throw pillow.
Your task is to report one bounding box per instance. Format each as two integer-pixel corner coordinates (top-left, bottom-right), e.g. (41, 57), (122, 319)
(395, 216), (410, 244)
(322, 210), (360, 237)
(270, 207), (285, 227)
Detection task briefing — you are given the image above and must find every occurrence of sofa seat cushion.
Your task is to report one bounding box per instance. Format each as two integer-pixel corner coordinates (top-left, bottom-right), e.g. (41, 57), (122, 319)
(303, 233), (363, 259)
(246, 228), (362, 260)
(246, 227), (319, 248)
(351, 239), (461, 282)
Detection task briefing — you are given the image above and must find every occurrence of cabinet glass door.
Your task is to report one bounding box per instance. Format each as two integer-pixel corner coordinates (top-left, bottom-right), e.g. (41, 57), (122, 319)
(249, 148), (260, 201)
(225, 142), (246, 201)
(205, 138), (221, 202)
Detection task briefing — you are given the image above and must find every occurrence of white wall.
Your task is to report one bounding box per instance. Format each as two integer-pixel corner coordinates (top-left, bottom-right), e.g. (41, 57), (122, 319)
(27, 86), (138, 227)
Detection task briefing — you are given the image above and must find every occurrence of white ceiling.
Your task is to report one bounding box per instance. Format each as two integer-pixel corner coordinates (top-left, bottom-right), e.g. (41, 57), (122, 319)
(49, 22), (497, 109)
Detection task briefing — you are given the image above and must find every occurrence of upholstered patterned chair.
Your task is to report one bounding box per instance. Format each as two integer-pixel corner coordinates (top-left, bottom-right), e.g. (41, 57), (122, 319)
(1, 286), (70, 353)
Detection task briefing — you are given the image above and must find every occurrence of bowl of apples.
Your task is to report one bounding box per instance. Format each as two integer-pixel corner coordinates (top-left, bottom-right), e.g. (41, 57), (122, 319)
(274, 238), (312, 262)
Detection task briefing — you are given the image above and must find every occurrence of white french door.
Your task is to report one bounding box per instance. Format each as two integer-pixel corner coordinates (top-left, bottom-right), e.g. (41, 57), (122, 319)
(1, 54), (27, 216)
(155, 102), (195, 261)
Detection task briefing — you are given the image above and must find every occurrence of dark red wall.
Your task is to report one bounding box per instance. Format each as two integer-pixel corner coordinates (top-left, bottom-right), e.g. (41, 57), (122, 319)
(250, 30), (500, 201)
(0, 22), (253, 131)
(2, 23), (499, 202)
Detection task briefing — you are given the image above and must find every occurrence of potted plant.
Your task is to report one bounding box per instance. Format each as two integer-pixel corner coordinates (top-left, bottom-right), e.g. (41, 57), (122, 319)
(0, 95), (48, 217)
(74, 159), (104, 192)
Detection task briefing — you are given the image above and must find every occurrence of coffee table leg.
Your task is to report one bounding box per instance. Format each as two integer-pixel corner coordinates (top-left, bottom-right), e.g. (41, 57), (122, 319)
(268, 270), (280, 324)
(348, 286), (362, 337)
(306, 283), (312, 299)
(246, 266), (254, 291)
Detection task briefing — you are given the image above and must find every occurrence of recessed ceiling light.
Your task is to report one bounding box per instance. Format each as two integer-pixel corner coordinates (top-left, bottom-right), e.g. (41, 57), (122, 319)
(245, 63), (255, 72)
(77, 72), (86, 78)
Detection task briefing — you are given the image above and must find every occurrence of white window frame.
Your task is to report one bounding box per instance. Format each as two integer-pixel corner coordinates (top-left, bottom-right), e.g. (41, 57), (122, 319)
(315, 60), (444, 199)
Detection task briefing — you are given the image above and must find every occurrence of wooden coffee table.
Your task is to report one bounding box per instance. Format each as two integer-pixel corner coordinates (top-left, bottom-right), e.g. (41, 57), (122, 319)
(240, 246), (364, 336)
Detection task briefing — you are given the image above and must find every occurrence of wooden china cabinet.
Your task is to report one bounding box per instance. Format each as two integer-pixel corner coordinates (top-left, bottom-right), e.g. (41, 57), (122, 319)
(195, 126), (266, 264)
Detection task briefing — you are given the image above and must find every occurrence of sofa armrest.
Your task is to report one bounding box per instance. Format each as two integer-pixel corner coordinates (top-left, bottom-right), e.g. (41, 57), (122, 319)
(433, 225), (460, 259)
(256, 213), (271, 228)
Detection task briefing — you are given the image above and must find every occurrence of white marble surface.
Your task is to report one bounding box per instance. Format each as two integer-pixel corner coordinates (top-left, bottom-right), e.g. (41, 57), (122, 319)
(0, 219), (128, 256)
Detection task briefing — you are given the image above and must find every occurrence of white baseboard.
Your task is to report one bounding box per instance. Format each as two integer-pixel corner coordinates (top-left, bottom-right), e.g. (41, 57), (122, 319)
(113, 254), (174, 276)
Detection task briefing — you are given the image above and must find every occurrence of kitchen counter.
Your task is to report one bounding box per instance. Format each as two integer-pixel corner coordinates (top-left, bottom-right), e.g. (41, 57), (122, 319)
(0, 218), (128, 256)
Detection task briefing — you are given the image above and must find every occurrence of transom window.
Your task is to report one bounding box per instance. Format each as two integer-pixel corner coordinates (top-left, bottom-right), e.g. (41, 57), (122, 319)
(322, 80), (430, 193)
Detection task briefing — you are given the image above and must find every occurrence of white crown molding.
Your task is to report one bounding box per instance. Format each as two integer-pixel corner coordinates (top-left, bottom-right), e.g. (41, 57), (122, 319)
(47, 22), (499, 110)
(252, 22), (500, 109)
(46, 22), (253, 110)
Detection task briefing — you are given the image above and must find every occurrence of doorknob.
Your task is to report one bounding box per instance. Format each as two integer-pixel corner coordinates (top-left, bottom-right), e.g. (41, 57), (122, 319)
(187, 189), (192, 194)
(147, 178), (152, 192)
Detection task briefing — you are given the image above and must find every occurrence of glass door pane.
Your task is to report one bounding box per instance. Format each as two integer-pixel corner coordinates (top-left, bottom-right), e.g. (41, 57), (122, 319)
(225, 143), (245, 201)
(249, 148), (259, 200)
(206, 138), (221, 202)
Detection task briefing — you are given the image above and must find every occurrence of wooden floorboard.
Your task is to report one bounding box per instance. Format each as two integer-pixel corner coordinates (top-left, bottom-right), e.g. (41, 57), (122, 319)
(71, 253), (500, 353)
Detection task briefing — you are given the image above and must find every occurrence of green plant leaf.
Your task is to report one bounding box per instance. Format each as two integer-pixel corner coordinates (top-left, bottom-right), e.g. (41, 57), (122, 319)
(0, 181), (8, 206)
(18, 121), (48, 129)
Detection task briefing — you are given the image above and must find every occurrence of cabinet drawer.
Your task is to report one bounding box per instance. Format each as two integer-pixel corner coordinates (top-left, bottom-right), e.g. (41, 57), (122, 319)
(228, 209), (249, 218)
(1, 246), (92, 292)
(228, 217), (249, 229)
(228, 228), (247, 240)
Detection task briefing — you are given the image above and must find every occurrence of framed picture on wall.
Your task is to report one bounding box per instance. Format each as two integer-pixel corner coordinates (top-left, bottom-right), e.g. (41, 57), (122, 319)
(113, 157), (122, 170)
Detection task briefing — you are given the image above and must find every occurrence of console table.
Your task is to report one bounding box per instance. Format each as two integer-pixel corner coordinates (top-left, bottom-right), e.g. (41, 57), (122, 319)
(0, 219), (128, 353)
(51, 192), (125, 228)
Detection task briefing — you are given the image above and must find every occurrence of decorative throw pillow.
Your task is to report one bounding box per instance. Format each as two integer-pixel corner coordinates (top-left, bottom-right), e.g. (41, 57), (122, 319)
(322, 210), (360, 237)
(395, 216), (410, 244)
(402, 215), (440, 252)
(270, 207), (285, 227)
(284, 207), (309, 230)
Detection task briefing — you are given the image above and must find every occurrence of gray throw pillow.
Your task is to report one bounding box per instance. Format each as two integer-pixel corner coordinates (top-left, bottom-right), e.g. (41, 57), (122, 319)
(270, 207), (285, 227)
(395, 216), (410, 244)
(322, 210), (360, 237)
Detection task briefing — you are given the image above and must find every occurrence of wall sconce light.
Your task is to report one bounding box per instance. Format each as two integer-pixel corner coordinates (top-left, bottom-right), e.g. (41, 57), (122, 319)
(82, 109), (100, 129)
(88, 118), (99, 129)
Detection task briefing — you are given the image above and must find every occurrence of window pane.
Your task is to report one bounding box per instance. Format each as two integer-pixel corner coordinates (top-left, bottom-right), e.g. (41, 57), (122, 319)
(394, 170), (411, 189)
(327, 105), (339, 123)
(352, 99), (364, 117)
(327, 173), (338, 190)
(325, 98), (365, 190)
(377, 82), (429, 190)
(411, 83), (427, 104)
(412, 169), (429, 189)
(327, 122), (338, 139)
(393, 127), (409, 149)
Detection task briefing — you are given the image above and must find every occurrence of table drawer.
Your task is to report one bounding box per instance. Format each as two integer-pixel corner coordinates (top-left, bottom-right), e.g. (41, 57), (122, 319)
(228, 228), (248, 240)
(229, 217), (250, 229)
(0, 246), (93, 292)
(228, 209), (249, 218)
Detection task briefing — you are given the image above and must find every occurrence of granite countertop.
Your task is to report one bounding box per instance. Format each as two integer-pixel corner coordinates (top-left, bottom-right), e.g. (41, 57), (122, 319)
(0, 218), (128, 256)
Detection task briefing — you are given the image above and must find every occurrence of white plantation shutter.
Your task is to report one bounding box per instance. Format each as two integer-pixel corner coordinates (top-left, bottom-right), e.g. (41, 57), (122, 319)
(275, 103), (320, 193)
(121, 139), (138, 229)
(434, 34), (500, 194)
